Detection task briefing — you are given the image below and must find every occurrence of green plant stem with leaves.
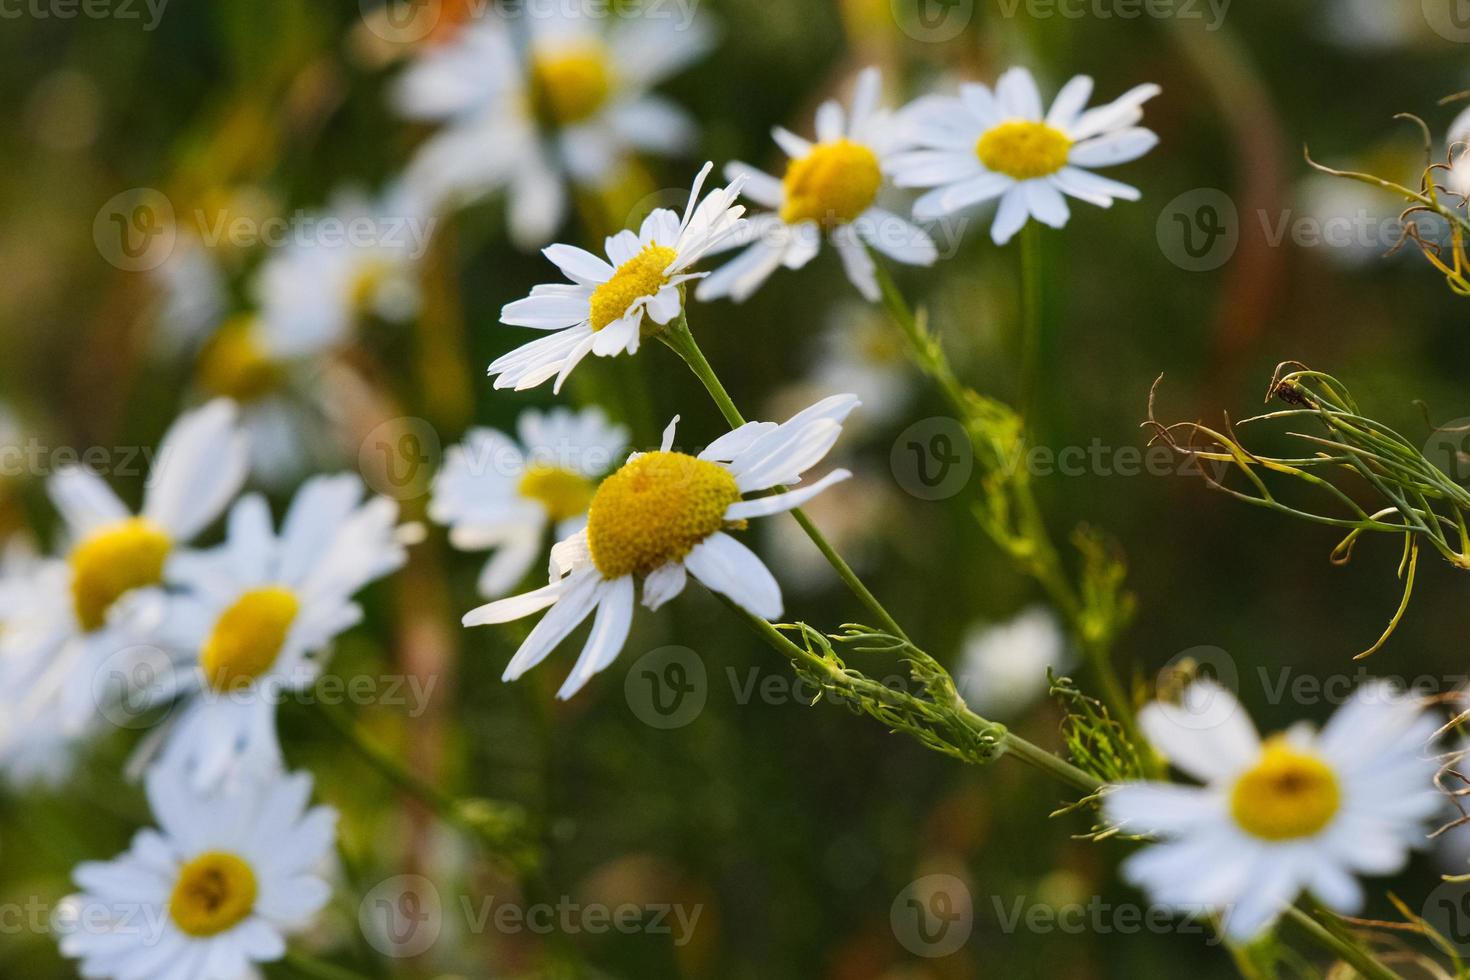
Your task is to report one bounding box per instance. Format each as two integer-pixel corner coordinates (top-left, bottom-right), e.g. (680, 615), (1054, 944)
(867, 256), (1143, 754)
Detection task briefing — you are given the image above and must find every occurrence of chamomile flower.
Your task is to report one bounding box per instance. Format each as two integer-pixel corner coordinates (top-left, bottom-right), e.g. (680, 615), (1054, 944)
(488, 162), (746, 392)
(956, 605), (1070, 720)
(13, 400), (249, 745)
(431, 407), (628, 598)
(697, 67), (936, 303)
(148, 475), (410, 791)
(462, 395), (859, 699)
(0, 539), (77, 785)
(393, 7), (714, 248)
(59, 763), (336, 980)
(891, 68), (1160, 244)
(1103, 679), (1440, 941)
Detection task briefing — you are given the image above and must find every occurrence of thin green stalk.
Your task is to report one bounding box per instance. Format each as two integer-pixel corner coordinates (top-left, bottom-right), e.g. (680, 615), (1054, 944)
(658, 312), (910, 643)
(1019, 222), (1044, 427)
(1282, 905), (1402, 980)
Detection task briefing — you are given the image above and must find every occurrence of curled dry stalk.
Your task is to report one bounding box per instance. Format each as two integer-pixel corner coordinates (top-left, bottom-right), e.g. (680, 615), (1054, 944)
(1147, 362), (1470, 659)
(1305, 109), (1470, 297)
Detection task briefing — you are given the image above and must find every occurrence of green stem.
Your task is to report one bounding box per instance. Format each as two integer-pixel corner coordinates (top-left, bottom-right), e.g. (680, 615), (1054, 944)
(658, 313), (910, 643)
(1282, 905), (1401, 980)
(1019, 222), (1044, 428)
(282, 950), (376, 980)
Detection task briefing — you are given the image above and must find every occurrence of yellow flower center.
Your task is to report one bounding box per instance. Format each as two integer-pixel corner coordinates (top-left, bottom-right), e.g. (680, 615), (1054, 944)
(197, 316), (283, 402)
(518, 464), (596, 523)
(586, 451), (741, 578)
(200, 586), (301, 692)
(69, 518), (173, 632)
(530, 44), (613, 125)
(169, 851), (258, 938)
(1229, 738), (1341, 841)
(348, 258), (393, 313)
(588, 244), (678, 331)
(780, 139), (882, 227)
(976, 120), (1073, 180)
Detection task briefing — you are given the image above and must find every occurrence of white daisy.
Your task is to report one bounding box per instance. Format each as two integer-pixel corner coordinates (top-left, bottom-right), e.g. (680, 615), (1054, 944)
(1103, 679), (1441, 941)
(488, 162), (746, 392)
(891, 68), (1160, 245)
(0, 539), (77, 785)
(393, 7), (714, 249)
(146, 475), (410, 792)
(150, 233), (228, 355)
(696, 67), (937, 304)
(3, 400), (250, 754)
(462, 394), (859, 699)
(431, 406), (628, 598)
(955, 605), (1070, 720)
(59, 763), (336, 980)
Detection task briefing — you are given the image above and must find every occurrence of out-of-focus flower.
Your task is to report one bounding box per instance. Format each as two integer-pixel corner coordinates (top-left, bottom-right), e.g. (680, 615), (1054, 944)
(892, 68), (1159, 244)
(392, 7), (714, 249)
(463, 396), (858, 699)
(698, 67), (936, 304)
(148, 475), (410, 792)
(955, 605), (1070, 719)
(805, 301), (914, 429)
(150, 234), (228, 355)
(1104, 679), (1440, 941)
(432, 406), (628, 597)
(759, 465), (896, 593)
(2, 401), (250, 758)
(489, 162), (745, 392)
(0, 538), (77, 785)
(58, 764), (336, 979)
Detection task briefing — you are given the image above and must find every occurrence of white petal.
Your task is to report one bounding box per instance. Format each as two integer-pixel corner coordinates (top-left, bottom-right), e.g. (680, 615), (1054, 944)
(1068, 128), (1159, 168)
(1045, 75), (1093, 130)
(542, 243), (614, 285)
(684, 532), (782, 620)
(641, 561), (688, 611)
(724, 469), (851, 520)
(1138, 679), (1260, 784)
(143, 399), (249, 541)
(990, 186), (1031, 245)
(501, 569), (604, 681)
(995, 66), (1043, 120)
(556, 576), (635, 699)
(1023, 180), (1070, 229)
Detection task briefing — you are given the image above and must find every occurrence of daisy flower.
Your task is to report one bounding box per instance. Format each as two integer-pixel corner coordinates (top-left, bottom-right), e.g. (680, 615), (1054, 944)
(0, 539), (77, 785)
(11, 400), (250, 745)
(393, 7), (714, 249)
(148, 475), (411, 791)
(955, 605), (1070, 720)
(488, 162), (746, 392)
(1103, 679), (1441, 941)
(59, 763), (336, 980)
(462, 395), (859, 699)
(890, 68), (1160, 244)
(431, 407), (628, 598)
(696, 67), (937, 304)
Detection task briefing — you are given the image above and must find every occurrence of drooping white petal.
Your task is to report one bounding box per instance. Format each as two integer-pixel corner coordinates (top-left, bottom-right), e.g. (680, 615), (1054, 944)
(684, 532), (782, 620)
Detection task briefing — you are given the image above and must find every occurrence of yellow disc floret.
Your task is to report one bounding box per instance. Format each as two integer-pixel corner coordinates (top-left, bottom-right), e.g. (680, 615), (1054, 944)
(586, 451), (741, 578)
(1229, 737), (1341, 841)
(518, 464), (596, 523)
(530, 43), (613, 125)
(780, 139), (882, 228)
(200, 586), (301, 692)
(70, 518), (173, 632)
(975, 120), (1072, 180)
(197, 316), (283, 403)
(588, 244), (678, 331)
(170, 851), (258, 937)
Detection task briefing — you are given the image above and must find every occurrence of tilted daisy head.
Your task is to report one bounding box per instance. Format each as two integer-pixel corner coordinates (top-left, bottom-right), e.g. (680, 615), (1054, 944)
(698, 67), (937, 304)
(1103, 679), (1441, 941)
(59, 764), (336, 980)
(891, 67), (1161, 244)
(431, 406), (629, 598)
(462, 394), (860, 699)
(489, 162), (747, 392)
(151, 474), (411, 792)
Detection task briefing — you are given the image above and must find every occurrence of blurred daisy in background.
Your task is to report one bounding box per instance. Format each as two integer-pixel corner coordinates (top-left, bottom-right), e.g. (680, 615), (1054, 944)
(463, 395), (859, 699)
(59, 764), (336, 980)
(698, 67), (936, 303)
(147, 475), (411, 792)
(0, 538), (78, 785)
(1443, 105), (1470, 202)
(5, 400), (249, 755)
(759, 466), (898, 594)
(392, 6), (714, 248)
(1104, 679), (1440, 941)
(770, 301), (914, 434)
(489, 162), (746, 391)
(149, 233), (228, 355)
(892, 68), (1160, 244)
(955, 605), (1070, 720)
(432, 406), (628, 598)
